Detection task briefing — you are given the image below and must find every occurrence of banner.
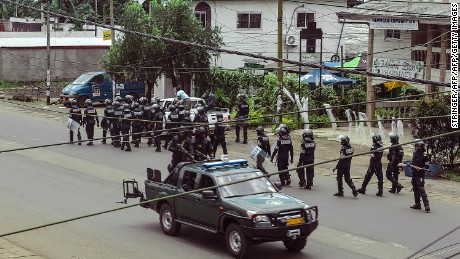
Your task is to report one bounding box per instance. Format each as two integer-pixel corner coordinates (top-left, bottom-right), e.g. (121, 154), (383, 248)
(372, 58), (424, 80)
(370, 18), (418, 30)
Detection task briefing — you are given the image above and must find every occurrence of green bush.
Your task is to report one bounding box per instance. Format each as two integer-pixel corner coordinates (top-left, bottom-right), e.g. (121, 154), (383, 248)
(308, 114), (331, 129)
(399, 85), (424, 99)
(410, 95), (459, 167)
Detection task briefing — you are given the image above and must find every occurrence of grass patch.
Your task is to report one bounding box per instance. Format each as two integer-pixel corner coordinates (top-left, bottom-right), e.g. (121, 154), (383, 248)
(441, 170), (460, 182)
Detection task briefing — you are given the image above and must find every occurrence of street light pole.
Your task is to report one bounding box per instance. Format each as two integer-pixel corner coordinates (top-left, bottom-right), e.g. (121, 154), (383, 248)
(277, 0), (283, 123)
(46, 1), (51, 105)
(298, 34), (302, 128)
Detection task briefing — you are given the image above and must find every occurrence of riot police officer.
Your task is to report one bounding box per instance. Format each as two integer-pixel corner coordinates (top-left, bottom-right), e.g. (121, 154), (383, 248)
(358, 133), (384, 196)
(163, 105), (181, 150)
(182, 110), (192, 127)
(212, 113), (229, 157)
(404, 140), (431, 212)
(148, 104), (164, 152)
(270, 127), (294, 186)
(255, 126), (271, 176)
(68, 99), (82, 145)
(111, 101), (123, 148)
(333, 135), (358, 197)
(167, 128), (193, 172)
(120, 103), (133, 152)
(193, 126), (214, 161)
(101, 99), (114, 144)
(386, 132), (404, 193)
(235, 94), (249, 144)
(82, 99), (99, 146)
(131, 102), (143, 147)
(297, 129), (315, 189)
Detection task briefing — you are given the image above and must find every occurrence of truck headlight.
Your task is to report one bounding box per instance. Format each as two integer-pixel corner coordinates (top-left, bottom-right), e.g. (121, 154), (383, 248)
(70, 92), (77, 95)
(253, 215), (272, 227)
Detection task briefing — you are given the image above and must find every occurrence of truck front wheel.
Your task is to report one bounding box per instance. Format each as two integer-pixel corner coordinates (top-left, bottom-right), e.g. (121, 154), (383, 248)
(159, 204), (181, 236)
(283, 236), (307, 252)
(225, 223), (251, 259)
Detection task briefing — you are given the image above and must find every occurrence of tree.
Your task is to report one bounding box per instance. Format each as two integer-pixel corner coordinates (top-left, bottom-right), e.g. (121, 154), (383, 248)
(410, 95), (460, 168)
(1, 0), (41, 19)
(101, 0), (223, 99)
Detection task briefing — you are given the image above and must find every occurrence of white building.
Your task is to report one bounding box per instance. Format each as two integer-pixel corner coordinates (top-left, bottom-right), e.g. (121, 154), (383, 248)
(191, 0), (364, 70)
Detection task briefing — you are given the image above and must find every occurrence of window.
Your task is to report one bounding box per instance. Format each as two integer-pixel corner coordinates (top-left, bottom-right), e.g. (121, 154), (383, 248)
(181, 171), (197, 191)
(195, 11), (208, 27)
(198, 175), (216, 194)
(297, 12), (314, 28)
(306, 39), (316, 53)
(347, 0), (364, 8)
(385, 29), (401, 40)
(237, 13), (261, 29)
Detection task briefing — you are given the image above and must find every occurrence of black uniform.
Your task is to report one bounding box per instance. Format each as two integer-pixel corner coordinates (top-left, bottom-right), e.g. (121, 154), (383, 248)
(164, 111), (181, 149)
(101, 106), (114, 144)
(386, 144), (404, 193)
(193, 135), (214, 161)
(69, 106), (82, 144)
(149, 108), (164, 152)
(167, 133), (193, 172)
(111, 106), (123, 147)
(212, 122), (228, 157)
(120, 109), (132, 151)
(271, 134), (294, 186)
(82, 105), (99, 145)
(132, 109), (144, 147)
(410, 150), (430, 210)
(358, 142), (384, 195)
(256, 134), (271, 175)
(235, 100), (249, 143)
(334, 140), (358, 197)
(297, 139), (316, 189)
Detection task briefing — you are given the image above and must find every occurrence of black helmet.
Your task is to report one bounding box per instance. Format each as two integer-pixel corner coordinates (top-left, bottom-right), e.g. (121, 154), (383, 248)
(133, 102), (140, 109)
(114, 96), (123, 103)
(196, 126), (206, 137)
(389, 132), (399, 144)
(125, 95), (134, 102)
(371, 133), (382, 144)
(122, 103), (131, 111)
(216, 113), (223, 121)
(277, 124), (290, 134)
(414, 139), (425, 150)
(302, 129), (313, 140)
(338, 135), (350, 145)
(85, 99), (93, 106)
(139, 97), (148, 105)
(256, 126), (264, 135)
(151, 103), (159, 111)
(113, 101), (120, 107)
(105, 99), (112, 105)
(178, 104), (185, 111)
(70, 99), (78, 107)
(169, 105), (177, 112)
(279, 127), (288, 136)
(197, 106), (205, 114)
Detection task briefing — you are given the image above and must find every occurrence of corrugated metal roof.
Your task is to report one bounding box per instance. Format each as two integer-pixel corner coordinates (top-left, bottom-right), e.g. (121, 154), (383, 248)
(338, 1), (450, 20)
(0, 37), (111, 47)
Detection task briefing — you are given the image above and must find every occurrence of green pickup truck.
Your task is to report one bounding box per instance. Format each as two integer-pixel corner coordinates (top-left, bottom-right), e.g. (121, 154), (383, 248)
(123, 159), (318, 259)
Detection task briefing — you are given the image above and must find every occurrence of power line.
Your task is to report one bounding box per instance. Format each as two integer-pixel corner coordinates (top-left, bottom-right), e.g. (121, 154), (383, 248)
(2, 0), (450, 88)
(0, 129), (458, 238)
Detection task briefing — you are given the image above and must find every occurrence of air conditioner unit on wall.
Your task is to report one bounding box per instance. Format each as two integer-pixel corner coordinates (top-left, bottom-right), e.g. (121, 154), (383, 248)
(285, 34), (299, 47)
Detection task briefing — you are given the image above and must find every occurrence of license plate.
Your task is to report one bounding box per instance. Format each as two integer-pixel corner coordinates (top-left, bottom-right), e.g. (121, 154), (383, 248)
(286, 217), (304, 226)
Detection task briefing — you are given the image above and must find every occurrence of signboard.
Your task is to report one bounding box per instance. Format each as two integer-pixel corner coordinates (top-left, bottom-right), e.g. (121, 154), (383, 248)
(103, 30), (112, 41)
(369, 18), (418, 30)
(302, 53), (319, 64)
(372, 58), (425, 80)
(93, 86), (100, 97)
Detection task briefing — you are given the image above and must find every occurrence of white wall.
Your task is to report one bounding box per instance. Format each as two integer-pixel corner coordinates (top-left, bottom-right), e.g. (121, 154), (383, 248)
(193, 0), (349, 69)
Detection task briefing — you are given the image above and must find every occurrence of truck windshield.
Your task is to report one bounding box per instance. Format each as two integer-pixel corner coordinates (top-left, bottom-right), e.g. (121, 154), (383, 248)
(73, 74), (95, 85)
(216, 172), (277, 198)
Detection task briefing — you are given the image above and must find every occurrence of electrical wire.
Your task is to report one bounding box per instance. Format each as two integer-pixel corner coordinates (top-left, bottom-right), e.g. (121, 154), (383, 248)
(1, 0), (450, 87)
(0, 129), (458, 238)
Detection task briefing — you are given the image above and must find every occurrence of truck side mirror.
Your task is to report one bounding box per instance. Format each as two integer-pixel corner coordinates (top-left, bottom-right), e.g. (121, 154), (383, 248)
(202, 190), (217, 200)
(274, 182), (283, 191)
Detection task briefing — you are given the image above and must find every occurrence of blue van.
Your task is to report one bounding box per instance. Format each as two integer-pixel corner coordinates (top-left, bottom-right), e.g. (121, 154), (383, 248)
(60, 71), (145, 107)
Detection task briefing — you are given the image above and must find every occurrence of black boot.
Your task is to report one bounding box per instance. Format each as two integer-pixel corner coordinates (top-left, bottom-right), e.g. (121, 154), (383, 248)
(424, 205), (430, 212)
(125, 145), (132, 152)
(410, 204), (421, 210)
(121, 143), (125, 150)
(286, 174), (291, 186)
(397, 183), (404, 193)
(352, 186), (359, 197)
(334, 192), (344, 197)
(376, 190), (383, 197)
(358, 188), (366, 195)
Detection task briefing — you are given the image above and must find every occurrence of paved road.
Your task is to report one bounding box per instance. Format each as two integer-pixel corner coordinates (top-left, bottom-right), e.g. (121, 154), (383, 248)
(1, 102), (460, 259)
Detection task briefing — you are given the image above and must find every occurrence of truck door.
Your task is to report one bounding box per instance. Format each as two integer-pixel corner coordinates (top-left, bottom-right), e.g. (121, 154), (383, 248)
(174, 170), (198, 221)
(193, 175), (220, 229)
(89, 75), (105, 102)
(99, 77), (113, 100)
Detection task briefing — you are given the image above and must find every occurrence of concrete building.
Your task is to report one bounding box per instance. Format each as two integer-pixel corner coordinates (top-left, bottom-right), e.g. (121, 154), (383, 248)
(337, 0), (454, 120)
(191, 0), (365, 70)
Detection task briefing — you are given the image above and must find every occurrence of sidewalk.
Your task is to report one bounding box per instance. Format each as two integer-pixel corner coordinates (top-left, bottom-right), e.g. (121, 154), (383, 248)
(0, 238), (44, 259)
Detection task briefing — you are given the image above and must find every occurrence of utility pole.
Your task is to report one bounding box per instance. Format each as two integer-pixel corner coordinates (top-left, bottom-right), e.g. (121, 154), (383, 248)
(46, 1), (51, 105)
(110, 0), (116, 99)
(366, 29), (375, 126)
(94, 0), (97, 37)
(277, 0), (283, 122)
